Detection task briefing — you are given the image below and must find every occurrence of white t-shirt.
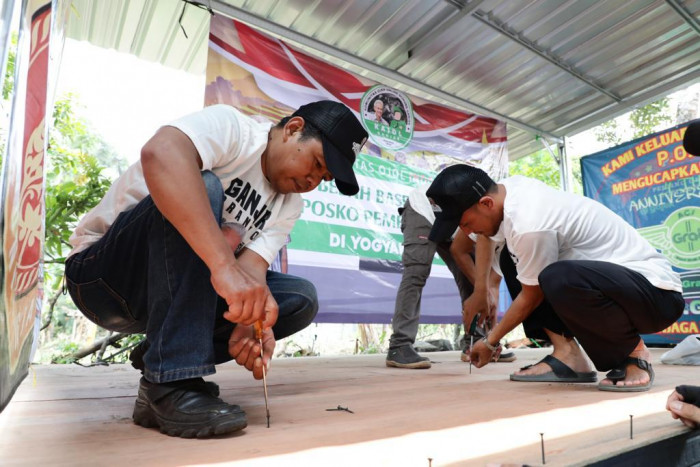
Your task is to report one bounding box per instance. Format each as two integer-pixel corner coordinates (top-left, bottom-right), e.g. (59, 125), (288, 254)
(409, 184), (461, 240)
(69, 105), (303, 265)
(408, 184), (434, 223)
(496, 176), (681, 292)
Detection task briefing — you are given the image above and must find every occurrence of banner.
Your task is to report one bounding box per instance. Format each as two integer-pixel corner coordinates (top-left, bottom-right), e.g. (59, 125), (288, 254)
(0, 0), (52, 412)
(581, 123), (699, 344)
(206, 17), (507, 323)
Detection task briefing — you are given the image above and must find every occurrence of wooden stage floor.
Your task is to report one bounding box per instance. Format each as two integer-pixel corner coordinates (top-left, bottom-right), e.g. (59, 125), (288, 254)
(1, 348), (696, 466)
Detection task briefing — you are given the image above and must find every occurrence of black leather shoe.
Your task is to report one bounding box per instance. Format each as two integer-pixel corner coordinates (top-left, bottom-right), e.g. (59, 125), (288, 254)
(130, 342), (220, 397)
(133, 377), (247, 438)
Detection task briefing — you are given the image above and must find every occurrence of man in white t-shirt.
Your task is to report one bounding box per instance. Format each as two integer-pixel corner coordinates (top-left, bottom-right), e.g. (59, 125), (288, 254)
(427, 165), (685, 392)
(386, 185), (514, 369)
(386, 186), (472, 369)
(65, 101), (367, 437)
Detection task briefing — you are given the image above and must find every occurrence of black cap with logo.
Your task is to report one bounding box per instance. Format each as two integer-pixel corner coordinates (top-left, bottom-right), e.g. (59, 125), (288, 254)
(293, 100), (368, 196)
(426, 164), (496, 242)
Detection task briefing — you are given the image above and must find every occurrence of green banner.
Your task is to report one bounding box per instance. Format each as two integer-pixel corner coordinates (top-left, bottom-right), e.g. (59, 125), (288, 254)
(291, 220), (403, 260)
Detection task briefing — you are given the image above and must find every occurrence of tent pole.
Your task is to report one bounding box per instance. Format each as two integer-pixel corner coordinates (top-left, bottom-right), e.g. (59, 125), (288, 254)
(558, 139), (571, 192)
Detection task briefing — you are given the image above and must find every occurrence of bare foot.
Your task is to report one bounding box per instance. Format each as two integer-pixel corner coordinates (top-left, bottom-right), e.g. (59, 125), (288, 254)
(599, 339), (651, 389)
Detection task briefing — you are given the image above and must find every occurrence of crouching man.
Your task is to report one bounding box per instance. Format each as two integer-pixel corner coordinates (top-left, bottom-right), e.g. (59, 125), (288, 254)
(426, 165), (684, 392)
(65, 101), (368, 437)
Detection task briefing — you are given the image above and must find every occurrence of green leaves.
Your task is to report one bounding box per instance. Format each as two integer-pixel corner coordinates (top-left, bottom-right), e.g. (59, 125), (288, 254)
(44, 94), (123, 262)
(509, 150), (560, 189)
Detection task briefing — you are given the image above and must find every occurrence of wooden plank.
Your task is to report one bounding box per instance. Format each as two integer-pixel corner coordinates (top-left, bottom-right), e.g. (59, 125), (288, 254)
(0, 348), (694, 466)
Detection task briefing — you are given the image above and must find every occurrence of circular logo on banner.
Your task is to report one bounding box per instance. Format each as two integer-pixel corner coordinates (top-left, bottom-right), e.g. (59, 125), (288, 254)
(666, 207), (700, 269)
(360, 85), (414, 150)
(637, 206), (700, 270)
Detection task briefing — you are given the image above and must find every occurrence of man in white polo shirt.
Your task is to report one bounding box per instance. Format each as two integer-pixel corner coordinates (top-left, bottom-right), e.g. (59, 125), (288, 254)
(427, 165), (684, 392)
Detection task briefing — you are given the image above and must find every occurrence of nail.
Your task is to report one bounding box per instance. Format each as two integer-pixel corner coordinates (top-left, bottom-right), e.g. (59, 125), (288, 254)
(670, 401), (682, 411)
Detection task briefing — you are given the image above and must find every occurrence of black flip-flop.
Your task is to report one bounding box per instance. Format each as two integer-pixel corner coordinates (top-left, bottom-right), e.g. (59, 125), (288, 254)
(510, 354), (597, 383)
(598, 357), (654, 392)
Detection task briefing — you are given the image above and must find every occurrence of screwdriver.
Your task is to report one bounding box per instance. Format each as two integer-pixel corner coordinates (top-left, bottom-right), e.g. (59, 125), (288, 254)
(254, 321), (270, 428)
(469, 335), (473, 374)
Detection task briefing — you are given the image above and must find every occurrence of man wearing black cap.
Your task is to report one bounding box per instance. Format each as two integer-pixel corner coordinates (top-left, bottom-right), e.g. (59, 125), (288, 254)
(385, 185), (515, 369)
(65, 101), (368, 437)
(427, 165), (684, 392)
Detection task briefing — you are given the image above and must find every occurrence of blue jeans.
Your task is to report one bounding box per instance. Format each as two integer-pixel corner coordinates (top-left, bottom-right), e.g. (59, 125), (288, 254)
(65, 171), (318, 383)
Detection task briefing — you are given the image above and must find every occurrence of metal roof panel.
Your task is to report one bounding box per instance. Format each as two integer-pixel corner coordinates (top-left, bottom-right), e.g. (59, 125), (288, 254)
(62, 0), (700, 160)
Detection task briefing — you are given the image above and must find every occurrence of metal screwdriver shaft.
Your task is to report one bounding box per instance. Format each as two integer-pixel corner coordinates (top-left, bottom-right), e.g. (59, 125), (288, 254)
(255, 321), (270, 428)
(469, 335), (473, 374)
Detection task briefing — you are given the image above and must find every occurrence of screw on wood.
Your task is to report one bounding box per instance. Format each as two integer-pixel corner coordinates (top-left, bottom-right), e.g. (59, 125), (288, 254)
(540, 432), (545, 464)
(326, 405), (354, 414)
(630, 414), (633, 439)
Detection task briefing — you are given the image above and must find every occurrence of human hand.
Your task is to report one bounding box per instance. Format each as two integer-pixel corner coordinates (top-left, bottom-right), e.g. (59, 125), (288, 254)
(462, 290), (489, 331)
(470, 339), (494, 368)
(211, 262), (279, 328)
(228, 324), (276, 380)
(667, 390), (700, 429)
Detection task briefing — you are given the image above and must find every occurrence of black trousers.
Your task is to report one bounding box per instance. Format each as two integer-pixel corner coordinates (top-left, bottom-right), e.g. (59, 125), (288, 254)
(499, 245), (685, 371)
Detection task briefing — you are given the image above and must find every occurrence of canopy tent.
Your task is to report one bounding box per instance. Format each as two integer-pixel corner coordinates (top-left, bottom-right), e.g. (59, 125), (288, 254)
(2, 0), (699, 412)
(63, 0), (700, 165)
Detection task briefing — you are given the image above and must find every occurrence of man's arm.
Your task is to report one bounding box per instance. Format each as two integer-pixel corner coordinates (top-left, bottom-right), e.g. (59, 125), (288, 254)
(454, 234), (494, 330)
(141, 126), (273, 328)
(450, 230), (476, 283)
(470, 283), (544, 367)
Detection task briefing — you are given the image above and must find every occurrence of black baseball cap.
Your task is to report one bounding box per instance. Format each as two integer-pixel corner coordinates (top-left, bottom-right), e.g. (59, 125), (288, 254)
(683, 119), (700, 157)
(293, 100), (368, 196)
(426, 164), (496, 242)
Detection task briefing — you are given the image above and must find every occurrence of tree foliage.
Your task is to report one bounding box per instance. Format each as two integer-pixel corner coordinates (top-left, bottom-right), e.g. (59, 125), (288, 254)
(594, 97), (673, 146)
(39, 94), (124, 358)
(44, 95), (119, 266)
(2, 33), (16, 100)
(508, 149), (560, 188)
(629, 98), (672, 139)
(593, 118), (622, 147)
